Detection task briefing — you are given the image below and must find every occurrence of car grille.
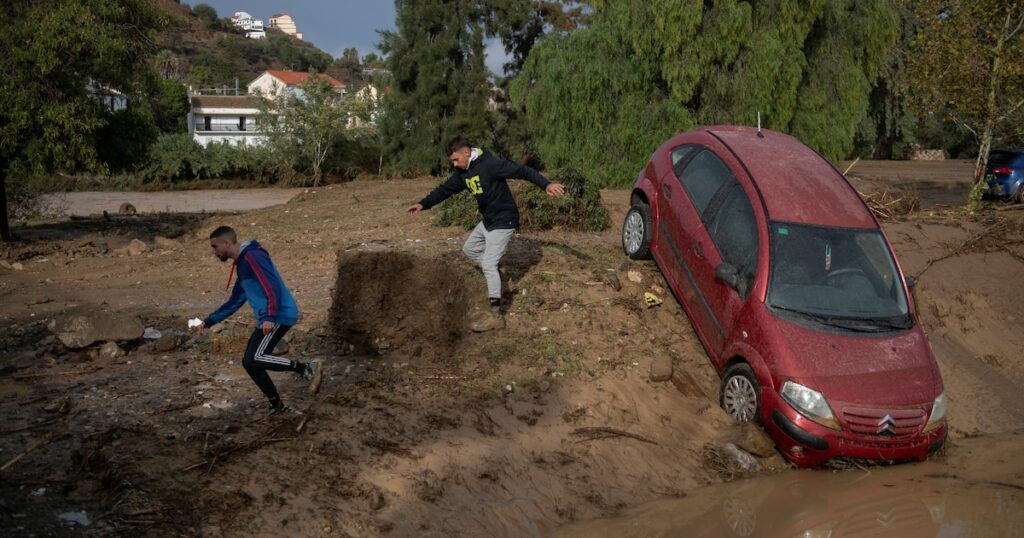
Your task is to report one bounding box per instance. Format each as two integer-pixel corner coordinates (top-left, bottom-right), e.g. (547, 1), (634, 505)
(840, 406), (927, 438)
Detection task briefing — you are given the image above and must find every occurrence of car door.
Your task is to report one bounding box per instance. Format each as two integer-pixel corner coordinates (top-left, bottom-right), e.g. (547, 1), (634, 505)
(653, 145), (702, 312)
(699, 181), (760, 364)
(658, 148), (732, 354)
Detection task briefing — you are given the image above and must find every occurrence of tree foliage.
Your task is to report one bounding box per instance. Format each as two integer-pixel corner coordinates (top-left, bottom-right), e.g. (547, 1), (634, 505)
(378, 0), (495, 175)
(907, 0), (1024, 187)
(258, 77), (354, 185)
(512, 0), (899, 187)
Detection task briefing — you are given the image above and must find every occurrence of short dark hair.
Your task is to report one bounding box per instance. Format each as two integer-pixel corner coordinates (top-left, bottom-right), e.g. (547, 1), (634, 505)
(446, 136), (471, 156)
(209, 226), (237, 242)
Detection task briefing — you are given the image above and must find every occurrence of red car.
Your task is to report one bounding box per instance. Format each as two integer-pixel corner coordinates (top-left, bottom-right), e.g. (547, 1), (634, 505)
(622, 126), (946, 467)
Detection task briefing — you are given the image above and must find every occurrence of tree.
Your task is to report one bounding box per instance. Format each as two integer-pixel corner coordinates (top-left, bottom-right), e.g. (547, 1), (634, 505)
(487, 1), (592, 75)
(378, 0), (494, 175)
(511, 0), (899, 187)
(258, 76), (352, 186)
(192, 3), (220, 30)
(336, 47), (362, 72)
(907, 1), (1024, 191)
(0, 0), (164, 240)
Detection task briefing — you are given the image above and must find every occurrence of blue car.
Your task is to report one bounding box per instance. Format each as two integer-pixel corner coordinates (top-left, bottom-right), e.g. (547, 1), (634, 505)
(985, 149), (1024, 202)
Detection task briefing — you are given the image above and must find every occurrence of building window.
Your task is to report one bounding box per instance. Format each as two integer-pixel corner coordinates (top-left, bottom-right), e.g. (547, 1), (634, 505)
(239, 116), (246, 131)
(204, 116), (211, 131)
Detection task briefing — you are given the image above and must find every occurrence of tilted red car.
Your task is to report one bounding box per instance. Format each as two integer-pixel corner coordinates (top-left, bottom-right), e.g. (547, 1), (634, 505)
(622, 125), (946, 467)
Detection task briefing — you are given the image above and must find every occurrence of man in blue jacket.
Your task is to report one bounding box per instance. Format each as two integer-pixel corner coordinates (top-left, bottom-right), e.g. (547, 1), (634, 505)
(406, 136), (565, 331)
(197, 226), (321, 415)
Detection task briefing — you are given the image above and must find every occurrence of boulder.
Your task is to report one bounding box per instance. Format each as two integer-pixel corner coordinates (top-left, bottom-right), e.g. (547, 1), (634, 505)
(118, 202), (137, 214)
(649, 355), (673, 382)
(48, 311), (144, 349)
(96, 342), (126, 359)
(126, 239), (148, 256)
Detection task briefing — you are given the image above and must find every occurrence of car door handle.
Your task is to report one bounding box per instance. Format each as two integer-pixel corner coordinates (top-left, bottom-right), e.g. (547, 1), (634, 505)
(662, 183), (672, 199)
(693, 240), (704, 258)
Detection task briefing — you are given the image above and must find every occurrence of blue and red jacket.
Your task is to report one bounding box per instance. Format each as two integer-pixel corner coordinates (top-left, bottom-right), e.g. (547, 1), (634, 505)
(203, 240), (299, 327)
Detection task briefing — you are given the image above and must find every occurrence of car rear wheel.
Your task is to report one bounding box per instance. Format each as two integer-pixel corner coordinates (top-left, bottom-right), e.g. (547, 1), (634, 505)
(721, 363), (761, 423)
(622, 203), (652, 260)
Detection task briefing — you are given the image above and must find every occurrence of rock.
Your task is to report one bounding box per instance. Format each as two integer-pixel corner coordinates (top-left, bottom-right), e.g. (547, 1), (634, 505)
(152, 333), (181, 353)
(272, 339), (290, 355)
(143, 327), (162, 340)
(58, 511), (91, 527)
(627, 270), (643, 283)
(721, 442), (759, 471)
(0, 260), (10, 269)
(48, 311), (144, 349)
(153, 236), (182, 250)
(118, 202), (137, 214)
(606, 272), (622, 291)
(126, 239), (148, 256)
(670, 369), (706, 399)
(11, 262), (24, 271)
(650, 355), (673, 382)
(97, 342), (126, 359)
(731, 422), (777, 458)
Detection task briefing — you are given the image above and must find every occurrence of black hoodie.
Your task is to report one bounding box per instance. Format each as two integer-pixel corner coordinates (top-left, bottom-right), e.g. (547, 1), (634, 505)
(419, 149), (550, 230)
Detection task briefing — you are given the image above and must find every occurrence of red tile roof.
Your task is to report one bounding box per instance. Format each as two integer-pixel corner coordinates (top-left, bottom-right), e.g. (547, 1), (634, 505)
(265, 70), (343, 87)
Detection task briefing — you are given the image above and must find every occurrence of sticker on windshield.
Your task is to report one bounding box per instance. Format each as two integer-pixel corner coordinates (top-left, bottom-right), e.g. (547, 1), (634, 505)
(777, 227), (789, 235)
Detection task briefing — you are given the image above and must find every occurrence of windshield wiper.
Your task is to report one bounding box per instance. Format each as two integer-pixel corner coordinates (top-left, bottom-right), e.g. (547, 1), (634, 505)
(770, 306), (912, 332)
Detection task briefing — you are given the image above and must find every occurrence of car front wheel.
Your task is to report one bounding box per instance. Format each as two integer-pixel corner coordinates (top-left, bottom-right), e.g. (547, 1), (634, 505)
(622, 203), (653, 260)
(720, 363), (761, 423)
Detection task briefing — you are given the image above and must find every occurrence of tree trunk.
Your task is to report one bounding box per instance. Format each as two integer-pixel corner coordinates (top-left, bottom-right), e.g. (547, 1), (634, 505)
(0, 166), (11, 242)
(973, 9), (1012, 185)
(974, 121), (995, 185)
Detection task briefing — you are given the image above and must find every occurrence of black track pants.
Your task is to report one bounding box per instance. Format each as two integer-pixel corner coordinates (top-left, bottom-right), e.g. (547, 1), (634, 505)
(241, 324), (302, 401)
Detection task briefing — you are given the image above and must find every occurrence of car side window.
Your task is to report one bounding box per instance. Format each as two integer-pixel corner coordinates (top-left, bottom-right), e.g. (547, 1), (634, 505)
(670, 145), (698, 178)
(675, 150), (733, 218)
(707, 182), (758, 298)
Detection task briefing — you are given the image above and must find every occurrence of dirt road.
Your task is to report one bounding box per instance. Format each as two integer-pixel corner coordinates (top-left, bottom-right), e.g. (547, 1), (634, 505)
(1, 171), (1022, 536)
(38, 188), (304, 216)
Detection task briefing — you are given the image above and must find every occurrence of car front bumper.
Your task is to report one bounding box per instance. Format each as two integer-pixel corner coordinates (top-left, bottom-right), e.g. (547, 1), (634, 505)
(762, 392), (947, 467)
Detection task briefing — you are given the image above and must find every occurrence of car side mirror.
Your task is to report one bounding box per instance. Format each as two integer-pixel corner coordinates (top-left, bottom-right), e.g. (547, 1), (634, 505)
(905, 276), (916, 290)
(715, 263), (739, 290)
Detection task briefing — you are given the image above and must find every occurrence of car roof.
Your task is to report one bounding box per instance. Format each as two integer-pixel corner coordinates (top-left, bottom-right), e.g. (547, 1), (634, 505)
(699, 125), (877, 229)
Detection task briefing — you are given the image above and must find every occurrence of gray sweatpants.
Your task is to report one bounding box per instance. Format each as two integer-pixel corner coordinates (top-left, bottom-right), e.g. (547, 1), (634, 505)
(463, 221), (515, 300)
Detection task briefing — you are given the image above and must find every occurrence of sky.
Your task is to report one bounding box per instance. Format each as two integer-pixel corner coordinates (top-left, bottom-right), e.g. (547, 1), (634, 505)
(192, 1), (509, 74)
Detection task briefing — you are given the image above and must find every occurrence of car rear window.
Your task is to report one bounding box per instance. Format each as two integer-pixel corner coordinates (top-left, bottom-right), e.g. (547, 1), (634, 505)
(988, 150), (1022, 165)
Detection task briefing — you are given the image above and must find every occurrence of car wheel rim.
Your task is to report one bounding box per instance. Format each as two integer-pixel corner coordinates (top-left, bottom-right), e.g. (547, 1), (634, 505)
(623, 211), (644, 254)
(723, 376), (757, 422)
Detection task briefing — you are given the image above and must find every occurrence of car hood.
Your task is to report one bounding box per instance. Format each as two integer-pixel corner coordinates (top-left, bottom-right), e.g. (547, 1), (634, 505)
(765, 316), (941, 406)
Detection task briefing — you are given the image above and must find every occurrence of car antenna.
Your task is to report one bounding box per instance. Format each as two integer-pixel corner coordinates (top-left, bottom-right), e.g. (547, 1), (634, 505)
(757, 112), (764, 138)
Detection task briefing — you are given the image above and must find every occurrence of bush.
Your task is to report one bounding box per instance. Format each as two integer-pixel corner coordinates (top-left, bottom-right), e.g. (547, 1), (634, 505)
(432, 167), (609, 232)
(140, 133), (285, 183)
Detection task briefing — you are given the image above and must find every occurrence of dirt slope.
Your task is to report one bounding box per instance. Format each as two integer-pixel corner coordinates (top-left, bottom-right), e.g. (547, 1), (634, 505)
(1, 179), (1022, 536)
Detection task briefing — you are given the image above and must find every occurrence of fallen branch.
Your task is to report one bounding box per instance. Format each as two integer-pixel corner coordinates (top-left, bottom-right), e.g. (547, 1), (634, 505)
(1, 430), (63, 472)
(916, 221), (1009, 279)
(181, 436), (297, 473)
(13, 367), (102, 380)
(571, 427), (658, 445)
(3, 410), (81, 435)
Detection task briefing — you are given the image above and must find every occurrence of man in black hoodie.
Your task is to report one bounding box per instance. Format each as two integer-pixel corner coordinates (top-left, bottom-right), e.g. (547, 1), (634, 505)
(407, 136), (565, 331)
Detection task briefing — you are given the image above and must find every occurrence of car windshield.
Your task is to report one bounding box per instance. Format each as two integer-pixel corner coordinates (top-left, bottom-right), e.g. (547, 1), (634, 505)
(767, 222), (911, 332)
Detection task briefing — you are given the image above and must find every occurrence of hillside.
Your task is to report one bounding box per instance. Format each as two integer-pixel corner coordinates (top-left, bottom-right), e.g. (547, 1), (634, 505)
(151, 0), (358, 88)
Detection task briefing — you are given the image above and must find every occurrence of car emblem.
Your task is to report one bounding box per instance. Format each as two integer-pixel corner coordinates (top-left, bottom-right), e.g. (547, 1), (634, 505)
(877, 414), (896, 434)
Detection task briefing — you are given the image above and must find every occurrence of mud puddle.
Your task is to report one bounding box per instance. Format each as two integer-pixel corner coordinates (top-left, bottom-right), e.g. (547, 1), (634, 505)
(561, 433), (1024, 537)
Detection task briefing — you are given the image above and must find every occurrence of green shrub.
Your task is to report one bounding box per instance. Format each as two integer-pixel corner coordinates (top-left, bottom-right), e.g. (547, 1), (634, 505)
(139, 133), (285, 183)
(432, 167), (609, 232)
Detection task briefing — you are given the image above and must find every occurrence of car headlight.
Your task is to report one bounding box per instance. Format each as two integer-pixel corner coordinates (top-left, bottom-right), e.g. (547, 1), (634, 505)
(924, 392), (946, 432)
(781, 381), (839, 430)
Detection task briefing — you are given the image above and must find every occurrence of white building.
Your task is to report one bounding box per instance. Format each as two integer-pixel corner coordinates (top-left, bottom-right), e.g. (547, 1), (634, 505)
(187, 95), (266, 147)
(269, 13), (302, 40)
(230, 11), (265, 39)
(247, 70), (345, 100)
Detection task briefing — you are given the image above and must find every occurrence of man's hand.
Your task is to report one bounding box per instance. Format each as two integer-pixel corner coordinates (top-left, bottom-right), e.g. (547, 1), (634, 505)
(546, 183), (566, 197)
(406, 203), (423, 215)
(260, 320), (274, 335)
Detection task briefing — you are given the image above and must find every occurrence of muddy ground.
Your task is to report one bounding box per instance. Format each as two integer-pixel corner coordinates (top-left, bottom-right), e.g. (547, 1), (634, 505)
(1, 164), (1023, 536)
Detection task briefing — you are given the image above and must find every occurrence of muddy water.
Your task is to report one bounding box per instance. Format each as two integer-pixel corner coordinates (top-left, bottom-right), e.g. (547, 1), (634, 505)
(38, 188), (304, 216)
(561, 434), (1024, 537)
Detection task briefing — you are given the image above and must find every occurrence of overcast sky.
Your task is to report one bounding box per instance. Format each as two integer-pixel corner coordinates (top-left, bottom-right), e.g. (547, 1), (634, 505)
(191, 1), (509, 74)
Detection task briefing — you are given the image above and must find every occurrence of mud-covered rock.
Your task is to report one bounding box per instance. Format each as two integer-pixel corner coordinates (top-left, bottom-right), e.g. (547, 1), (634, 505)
(48, 311), (144, 349)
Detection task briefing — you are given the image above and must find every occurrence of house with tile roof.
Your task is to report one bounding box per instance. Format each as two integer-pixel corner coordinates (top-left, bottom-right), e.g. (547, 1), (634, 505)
(247, 70), (345, 100)
(187, 95), (267, 147)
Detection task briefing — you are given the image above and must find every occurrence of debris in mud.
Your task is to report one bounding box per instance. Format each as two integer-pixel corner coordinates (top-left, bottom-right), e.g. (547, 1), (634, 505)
(328, 251), (470, 359)
(571, 426), (658, 445)
(650, 355), (673, 382)
(643, 292), (663, 308)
